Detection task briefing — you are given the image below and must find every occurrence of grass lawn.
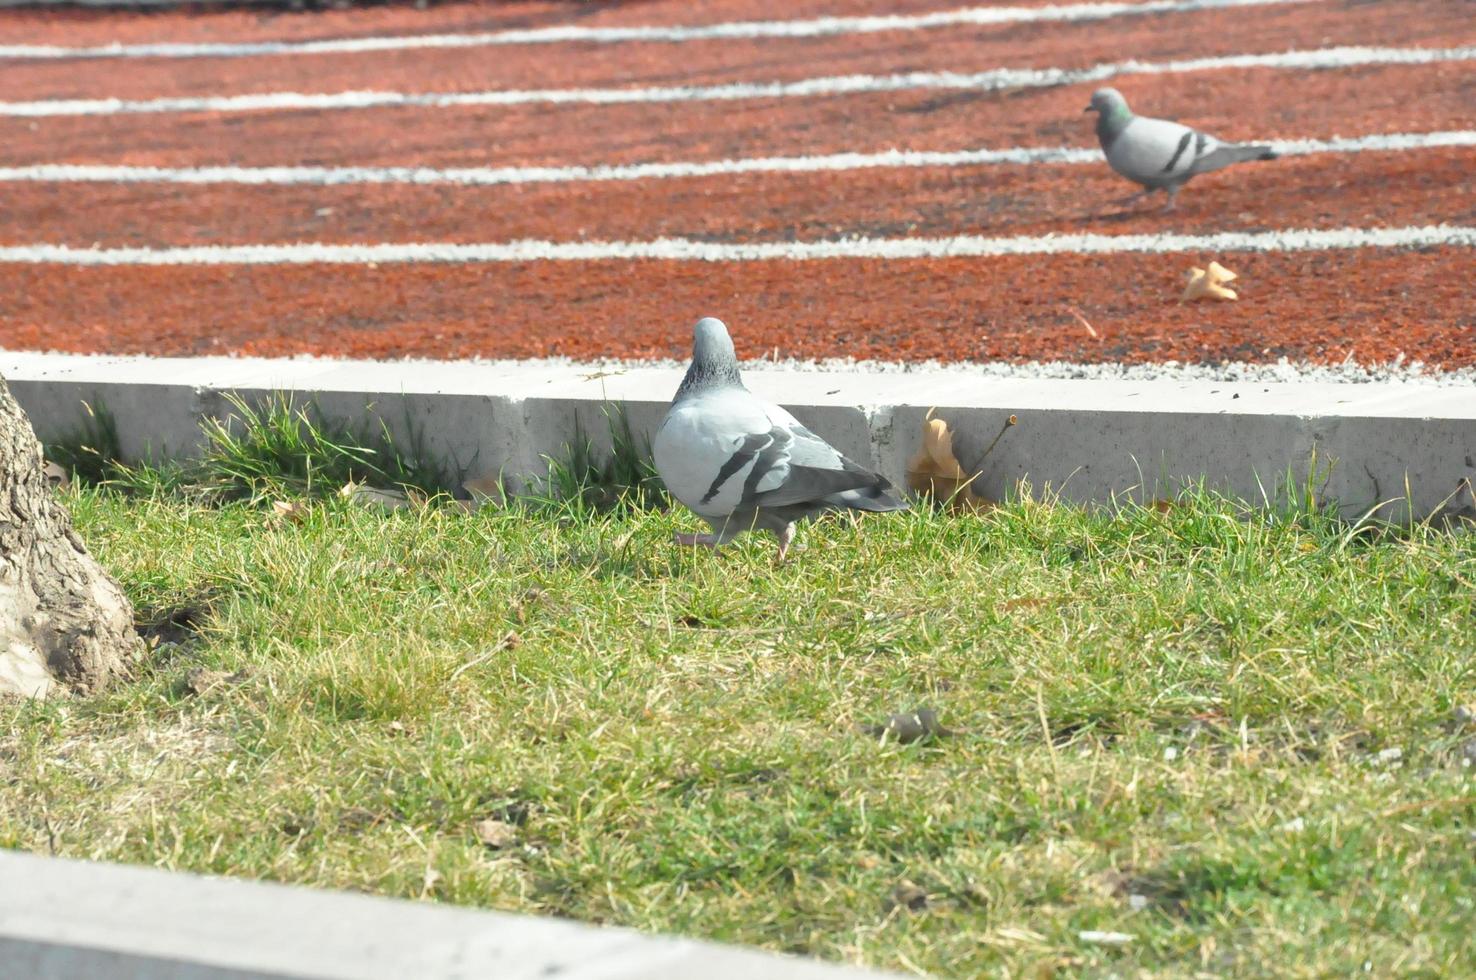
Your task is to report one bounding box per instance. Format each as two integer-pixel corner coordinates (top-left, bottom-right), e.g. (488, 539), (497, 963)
(4, 486), (1475, 977)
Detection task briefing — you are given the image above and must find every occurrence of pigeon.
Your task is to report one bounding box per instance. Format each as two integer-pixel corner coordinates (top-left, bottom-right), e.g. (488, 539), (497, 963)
(652, 317), (908, 561)
(1084, 87), (1277, 211)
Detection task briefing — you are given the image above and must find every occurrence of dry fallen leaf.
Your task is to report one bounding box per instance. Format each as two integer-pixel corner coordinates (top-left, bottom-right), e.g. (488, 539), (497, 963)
(473, 818), (519, 850)
(887, 881), (930, 912)
(999, 596), (1049, 614)
(1205, 260), (1237, 283)
(1182, 260), (1239, 302)
(514, 588), (551, 623)
(43, 461), (70, 490)
(907, 409), (992, 513)
(462, 474), (506, 509)
(339, 482), (412, 511)
(1027, 955), (1078, 980)
(183, 667), (249, 697)
(269, 500), (308, 525)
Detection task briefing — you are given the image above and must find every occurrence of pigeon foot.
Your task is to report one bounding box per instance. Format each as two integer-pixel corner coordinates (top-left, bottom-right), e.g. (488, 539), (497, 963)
(674, 531), (719, 548)
(773, 524), (797, 563)
(1091, 189), (1150, 220)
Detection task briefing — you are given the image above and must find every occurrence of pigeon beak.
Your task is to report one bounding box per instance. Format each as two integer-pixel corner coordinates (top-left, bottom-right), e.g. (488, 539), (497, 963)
(1083, 105), (1094, 113)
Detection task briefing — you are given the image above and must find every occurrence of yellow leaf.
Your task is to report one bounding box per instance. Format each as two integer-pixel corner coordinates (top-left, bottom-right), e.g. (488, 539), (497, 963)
(473, 818), (519, 850)
(462, 474), (506, 509)
(270, 500), (308, 524)
(339, 482), (412, 511)
(906, 410), (992, 512)
(1183, 261), (1240, 302)
(43, 461), (70, 489)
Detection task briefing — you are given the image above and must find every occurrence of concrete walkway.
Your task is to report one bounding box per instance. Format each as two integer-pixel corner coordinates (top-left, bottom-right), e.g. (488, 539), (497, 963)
(0, 850), (899, 979)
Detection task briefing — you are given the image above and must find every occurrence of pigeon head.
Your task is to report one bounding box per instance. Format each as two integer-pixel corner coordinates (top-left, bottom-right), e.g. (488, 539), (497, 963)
(675, 316), (743, 400)
(1085, 87), (1131, 116)
(691, 316), (736, 364)
(1085, 87), (1133, 145)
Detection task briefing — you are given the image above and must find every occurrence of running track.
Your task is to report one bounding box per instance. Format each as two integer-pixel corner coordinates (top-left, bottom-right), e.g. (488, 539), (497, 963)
(1, 0), (1473, 367)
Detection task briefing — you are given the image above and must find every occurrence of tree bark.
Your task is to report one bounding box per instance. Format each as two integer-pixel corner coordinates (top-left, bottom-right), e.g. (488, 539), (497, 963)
(0, 374), (137, 697)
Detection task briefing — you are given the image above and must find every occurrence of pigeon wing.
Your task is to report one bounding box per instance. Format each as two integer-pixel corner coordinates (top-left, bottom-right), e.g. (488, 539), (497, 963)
(748, 412), (889, 508)
(654, 391), (886, 516)
(1109, 116), (1223, 184)
(653, 389), (792, 517)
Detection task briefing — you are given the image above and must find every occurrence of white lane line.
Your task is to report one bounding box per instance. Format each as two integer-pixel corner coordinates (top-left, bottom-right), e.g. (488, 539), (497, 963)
(0, 131), (1468, 187)
(0, 44), (1469, 118)
(0, 0), (1313, 60)
(1, 226), (1471, 266)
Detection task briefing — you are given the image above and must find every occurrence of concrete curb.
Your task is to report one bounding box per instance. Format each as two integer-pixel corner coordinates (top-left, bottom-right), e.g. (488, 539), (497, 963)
(0, 850), (896, 979)
(6, 352), (1474, 519)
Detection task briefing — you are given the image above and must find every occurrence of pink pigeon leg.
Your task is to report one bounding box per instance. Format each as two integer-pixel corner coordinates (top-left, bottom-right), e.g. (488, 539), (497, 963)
(773, 524), (797, 563)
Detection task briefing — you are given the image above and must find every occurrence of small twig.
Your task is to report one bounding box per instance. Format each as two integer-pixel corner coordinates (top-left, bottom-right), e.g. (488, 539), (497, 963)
(1379, 795), (1476, 818)
(1066, 306), (1098, 339)
(43, 808), (59, 855)
(1036, 685), (1062, 797)
(578, 369), (627, 382)
(447, 630), (521, 684)
(974, 414), (1019, 467)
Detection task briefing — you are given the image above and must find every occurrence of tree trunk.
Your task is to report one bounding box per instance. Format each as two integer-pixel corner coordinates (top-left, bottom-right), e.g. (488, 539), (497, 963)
(0, 374), (137, 697)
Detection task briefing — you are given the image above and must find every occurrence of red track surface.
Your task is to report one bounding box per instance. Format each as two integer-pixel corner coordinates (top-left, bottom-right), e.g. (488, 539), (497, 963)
(10, 250), (1473, 365)
(8, 0), (1468, 103)
(2, 0), (981, 47)
(6, 149), (1471, 247)
(5, 62), (1473, 169)
(1, 0), (1474, 367)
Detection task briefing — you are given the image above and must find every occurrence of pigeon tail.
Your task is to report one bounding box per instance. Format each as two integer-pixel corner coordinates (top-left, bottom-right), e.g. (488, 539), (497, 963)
(1236, 144), (1278, 163)
(824, 482), (909, 514)
(1193, 142), (1278, 175)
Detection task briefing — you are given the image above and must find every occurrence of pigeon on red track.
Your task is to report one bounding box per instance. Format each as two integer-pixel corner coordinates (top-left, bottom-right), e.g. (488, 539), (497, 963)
(1085, 87), (1278, 211)
(652, 317), (908, 561)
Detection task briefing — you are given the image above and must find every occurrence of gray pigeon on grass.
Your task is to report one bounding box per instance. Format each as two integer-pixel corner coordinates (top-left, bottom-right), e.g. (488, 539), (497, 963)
(653, 318), (907, 561)
(1085, 87), (1277, 211)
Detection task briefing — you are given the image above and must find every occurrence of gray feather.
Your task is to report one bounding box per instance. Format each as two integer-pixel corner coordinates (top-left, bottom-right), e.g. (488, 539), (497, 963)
(701, 431), (773, 505)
